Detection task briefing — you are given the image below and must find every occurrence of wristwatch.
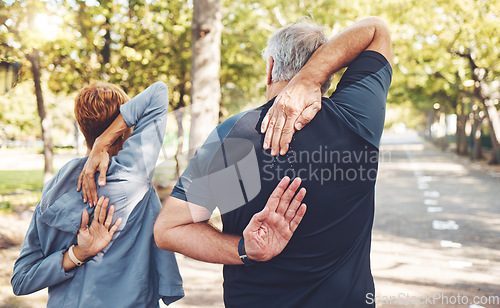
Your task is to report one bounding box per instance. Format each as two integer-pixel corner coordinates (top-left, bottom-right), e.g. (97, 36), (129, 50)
(238, 237), (256, 266)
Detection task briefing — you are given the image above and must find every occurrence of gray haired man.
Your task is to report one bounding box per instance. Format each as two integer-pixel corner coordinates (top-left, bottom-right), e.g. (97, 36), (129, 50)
(155, 17), (392, 307)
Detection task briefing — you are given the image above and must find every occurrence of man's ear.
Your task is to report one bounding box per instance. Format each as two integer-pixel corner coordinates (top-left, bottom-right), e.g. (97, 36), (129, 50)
(267, 56), (274, 85)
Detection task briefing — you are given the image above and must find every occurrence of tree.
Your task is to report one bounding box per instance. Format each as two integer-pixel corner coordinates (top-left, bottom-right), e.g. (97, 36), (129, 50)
(189, 0), (222, 157)
(0, 0), (64, 181)
(389, 0), (500, 163)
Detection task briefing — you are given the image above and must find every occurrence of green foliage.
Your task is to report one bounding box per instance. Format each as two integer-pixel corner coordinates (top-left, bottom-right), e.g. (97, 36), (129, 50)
(0, 82), (39, 140)
(2, 0), (499, 140)
(0, 169), (43, 195)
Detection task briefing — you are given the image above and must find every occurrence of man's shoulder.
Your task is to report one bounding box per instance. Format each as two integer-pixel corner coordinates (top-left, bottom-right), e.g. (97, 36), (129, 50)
(216, 101), (271, 142)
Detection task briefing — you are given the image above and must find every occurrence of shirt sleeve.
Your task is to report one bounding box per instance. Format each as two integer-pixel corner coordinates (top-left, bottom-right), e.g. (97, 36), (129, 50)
(328, 50), (392, 149)
(170, 128), (220, 213)
(11, 207), (75, 296)
(170, 112), (249, 214)
(109, 81), (169, 183)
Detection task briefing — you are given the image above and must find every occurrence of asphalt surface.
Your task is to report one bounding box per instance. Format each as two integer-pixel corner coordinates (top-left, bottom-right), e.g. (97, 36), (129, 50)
(371, 133), (500, 308)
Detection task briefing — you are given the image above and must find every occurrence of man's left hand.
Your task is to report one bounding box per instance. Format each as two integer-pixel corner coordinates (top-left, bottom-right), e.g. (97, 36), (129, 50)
(243, 176), (307, 262)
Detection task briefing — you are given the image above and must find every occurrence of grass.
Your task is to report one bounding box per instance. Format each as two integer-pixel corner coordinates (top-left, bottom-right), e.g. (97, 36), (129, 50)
(0, 170), (44, 212)
(0, 170), (44, 195)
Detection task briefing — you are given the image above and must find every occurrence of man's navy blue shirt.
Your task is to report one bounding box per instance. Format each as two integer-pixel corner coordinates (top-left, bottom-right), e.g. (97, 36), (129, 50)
(172, 51), (392, 307)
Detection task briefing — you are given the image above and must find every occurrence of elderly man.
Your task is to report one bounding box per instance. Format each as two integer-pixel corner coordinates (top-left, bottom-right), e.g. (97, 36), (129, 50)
(154, 16), (392, 307)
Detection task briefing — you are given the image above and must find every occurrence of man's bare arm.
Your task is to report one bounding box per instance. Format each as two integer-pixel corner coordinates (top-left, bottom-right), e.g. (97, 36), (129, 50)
(262, 16), (392, 156)
(153, 177), (307, 264)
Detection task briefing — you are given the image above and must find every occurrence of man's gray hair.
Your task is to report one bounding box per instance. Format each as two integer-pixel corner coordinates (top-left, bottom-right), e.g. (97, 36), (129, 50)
(263, 21), (333, 95)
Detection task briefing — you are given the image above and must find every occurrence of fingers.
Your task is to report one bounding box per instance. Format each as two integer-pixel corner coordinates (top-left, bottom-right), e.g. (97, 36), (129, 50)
(81, 152), (109, 206)
(263, 107), (276, 150)
(77, 169), (84, 192)
(294, 101), (321, 131)
(98, 196), (109, 224)
(284, 187), (306, 221)
(104, 205), (115, 229)
(265, 96), (301, 156)
(98, 159), (109, 187)
(79, 209), (89, 231)
(93, 196), (102, 224)
(278, 117), (297, 156)
(261, 107), (273, 135)
(265, 176), (291, 213)
(275, 177), (302, 216)
(82, 170), (98, 206)
(289, 203), (307, 233)
(92, 196), (119, 233)
(88, 176), (98, 206)
(109, 218), (122, 237)
(270, 107), (286, 156)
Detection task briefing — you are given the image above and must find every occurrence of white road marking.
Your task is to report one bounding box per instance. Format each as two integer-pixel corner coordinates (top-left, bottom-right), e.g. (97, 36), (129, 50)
(424, 199), (439, 205)
(427, 207), (443, 213)
(424, 190), (440, 198)
(449, 260), (472, 268)
(440, 240), (462, 248)
(432, 220), (459, 230)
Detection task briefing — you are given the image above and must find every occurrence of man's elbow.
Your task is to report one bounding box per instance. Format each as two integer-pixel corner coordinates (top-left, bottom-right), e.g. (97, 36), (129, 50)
(360, 16), (389, 36)
(364, 16), (388, 28)
(362, 16), (392, 64)
(153, 220), (176, 251)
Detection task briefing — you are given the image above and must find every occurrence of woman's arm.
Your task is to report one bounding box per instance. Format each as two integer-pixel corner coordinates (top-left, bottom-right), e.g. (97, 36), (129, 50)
(12, 197), (121, 295)
(77, 81), (169, 205)
(12, 208), (74, 296)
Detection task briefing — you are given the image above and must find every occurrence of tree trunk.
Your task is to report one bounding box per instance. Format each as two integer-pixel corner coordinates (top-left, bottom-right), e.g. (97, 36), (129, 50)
(472, 108), (483, 160)
(26, 49), (54, 182)
(102, 17), (111, 66)
(189, 0), (221, 158)
(456, 101), (469, 155)
(483, 101), (500, 164)
(175, 85), (187, 180)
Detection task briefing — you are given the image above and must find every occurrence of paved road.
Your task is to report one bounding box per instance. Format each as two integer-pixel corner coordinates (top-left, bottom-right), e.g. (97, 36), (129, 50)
(1, 133), (499, 307)
(372, 133), (500, 307)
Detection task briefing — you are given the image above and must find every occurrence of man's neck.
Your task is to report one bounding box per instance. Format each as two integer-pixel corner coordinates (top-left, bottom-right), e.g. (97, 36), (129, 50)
(266, 81), (289, 101)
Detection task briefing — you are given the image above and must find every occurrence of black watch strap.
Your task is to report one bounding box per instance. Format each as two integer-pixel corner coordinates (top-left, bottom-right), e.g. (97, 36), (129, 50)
(238, 237), (256, 266)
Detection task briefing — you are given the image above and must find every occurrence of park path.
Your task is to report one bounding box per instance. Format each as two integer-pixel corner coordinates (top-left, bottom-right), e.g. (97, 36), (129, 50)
(372, 132), (500, 307)
(1, 132), (499, 307)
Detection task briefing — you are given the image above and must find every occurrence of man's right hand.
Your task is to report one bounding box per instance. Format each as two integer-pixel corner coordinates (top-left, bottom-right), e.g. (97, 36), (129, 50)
(77, 141), (110, 206)
(243, 176), (307, 262)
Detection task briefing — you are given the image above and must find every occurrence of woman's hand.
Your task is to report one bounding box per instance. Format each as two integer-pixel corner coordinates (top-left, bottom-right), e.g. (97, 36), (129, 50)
(73, 196), (122, 261)
(77, 141), (110, 206)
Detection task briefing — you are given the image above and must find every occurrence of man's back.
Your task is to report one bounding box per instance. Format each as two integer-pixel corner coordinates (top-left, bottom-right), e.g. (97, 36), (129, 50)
(172, 50), (391, 307)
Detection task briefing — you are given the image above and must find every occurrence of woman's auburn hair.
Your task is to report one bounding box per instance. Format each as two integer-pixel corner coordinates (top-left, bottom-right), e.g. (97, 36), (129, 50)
(74, 83), (130, 148)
